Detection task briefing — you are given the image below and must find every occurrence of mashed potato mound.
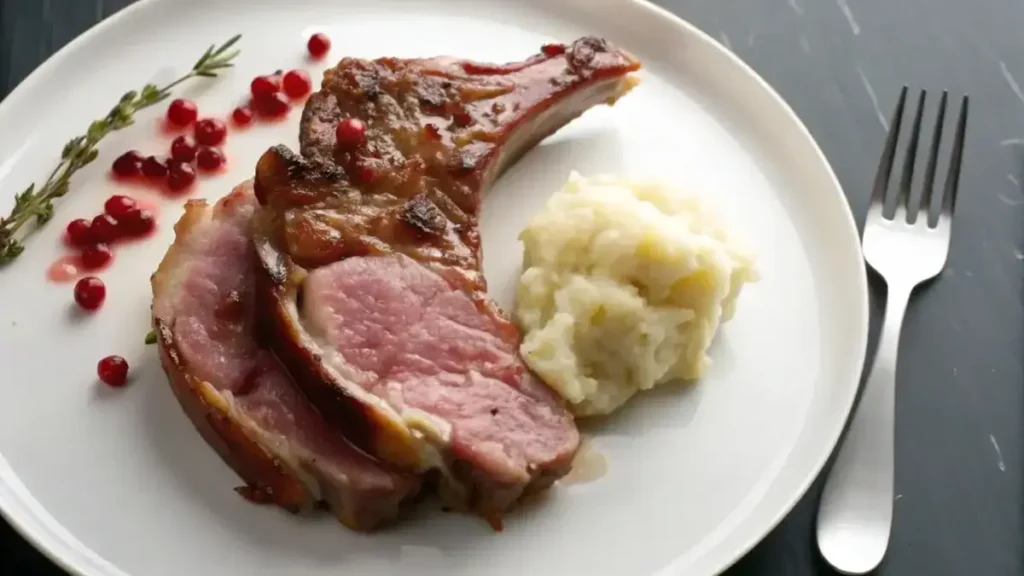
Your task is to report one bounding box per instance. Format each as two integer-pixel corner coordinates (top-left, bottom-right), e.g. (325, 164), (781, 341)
(515, 172), (758, 417)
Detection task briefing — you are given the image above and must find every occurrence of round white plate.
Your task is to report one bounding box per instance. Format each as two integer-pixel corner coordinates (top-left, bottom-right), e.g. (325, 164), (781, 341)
(0, 0), (868, 574)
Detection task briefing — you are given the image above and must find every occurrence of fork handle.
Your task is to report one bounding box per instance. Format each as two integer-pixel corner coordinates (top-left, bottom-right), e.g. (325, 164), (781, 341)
(816, 282), (912, 575)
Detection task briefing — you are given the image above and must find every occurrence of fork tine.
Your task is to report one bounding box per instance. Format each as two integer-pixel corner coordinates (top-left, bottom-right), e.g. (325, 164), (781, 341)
(869, 86), (908, 211)
(940, 95), (969, 218)
(896, 90), (927, 219)
(917, 91), (947, 225)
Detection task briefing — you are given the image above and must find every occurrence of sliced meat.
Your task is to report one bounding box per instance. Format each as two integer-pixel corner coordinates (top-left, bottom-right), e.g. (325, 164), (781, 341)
(252, 37), (641, 517)
(152, 181), (420, 531)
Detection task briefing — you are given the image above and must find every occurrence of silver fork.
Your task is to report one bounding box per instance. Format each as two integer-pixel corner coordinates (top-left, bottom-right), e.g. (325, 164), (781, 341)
(816, 87), (969, 575)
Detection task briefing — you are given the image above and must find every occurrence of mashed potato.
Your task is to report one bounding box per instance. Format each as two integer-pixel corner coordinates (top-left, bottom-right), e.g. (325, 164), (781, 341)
(515, 172), (758, 417)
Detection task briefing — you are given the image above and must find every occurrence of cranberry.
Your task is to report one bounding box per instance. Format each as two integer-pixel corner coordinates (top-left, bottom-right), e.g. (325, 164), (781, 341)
(250, 75), (281, 99)
(349, 158), (376, 184)
(141, 156), (169, 180)
(103, 195), (137, 220)
(121, 209), (155, 237)
(66, 218), (94, 247)
(91, 214), (120, 243)
(307, 33), (331, 58)
(196, 146), (226, 172)
(97, 355), (129, 387)
(453, 109), (472, 127)
(232, 106), (254, 126)
(167, 161), (196, 192)
(170, 135), (198, 162)
(194, 118), (227, 146)
(282, 70), (312, 98)
(541, 43), (566, 57)
(111, 150), (144, 177)
(167, 98), (198, 127)
(81, 243), (112, 270)
(335, 118), (366, 148)
(74, 276), (106, 310)
(253, 92), (290, 118)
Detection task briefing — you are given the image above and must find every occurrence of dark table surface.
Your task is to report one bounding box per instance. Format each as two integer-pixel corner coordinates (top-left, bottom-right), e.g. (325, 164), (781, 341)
(2, 0), (1021, 574)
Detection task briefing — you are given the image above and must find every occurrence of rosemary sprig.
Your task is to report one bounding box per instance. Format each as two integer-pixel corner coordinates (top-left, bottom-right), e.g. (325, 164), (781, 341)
(0, 34), (242, 265)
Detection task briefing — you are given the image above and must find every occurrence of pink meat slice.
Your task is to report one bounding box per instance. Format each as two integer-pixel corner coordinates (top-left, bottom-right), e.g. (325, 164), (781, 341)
(152, 181), (419, 531)
(302, 254), (576, 482)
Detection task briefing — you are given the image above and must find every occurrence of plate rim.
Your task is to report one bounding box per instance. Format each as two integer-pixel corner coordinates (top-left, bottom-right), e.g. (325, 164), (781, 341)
(0, 1), (869, 575)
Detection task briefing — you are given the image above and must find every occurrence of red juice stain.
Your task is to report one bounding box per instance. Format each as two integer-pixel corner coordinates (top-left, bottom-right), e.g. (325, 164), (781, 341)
(258, 113), (292, 125)
(106, 172), (155, 193)
(47, 254), (83, 283)
(134, 197), (161, 215)
(159, 117), (189, 137)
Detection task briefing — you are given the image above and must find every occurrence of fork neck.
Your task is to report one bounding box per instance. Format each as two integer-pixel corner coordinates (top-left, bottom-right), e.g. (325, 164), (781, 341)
(878, 282), (914, 365)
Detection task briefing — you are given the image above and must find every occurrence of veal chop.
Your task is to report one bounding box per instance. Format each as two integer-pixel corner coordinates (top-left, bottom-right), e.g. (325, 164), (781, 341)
(252, 37), (641, 518)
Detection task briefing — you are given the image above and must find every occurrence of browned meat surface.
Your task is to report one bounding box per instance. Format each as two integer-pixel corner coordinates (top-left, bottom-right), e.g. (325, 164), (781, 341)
(152, 182), (420, 531)
(252, 37), (641, 519)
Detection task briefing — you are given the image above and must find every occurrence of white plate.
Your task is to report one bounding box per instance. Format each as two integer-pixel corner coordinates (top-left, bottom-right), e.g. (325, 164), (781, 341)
(0, 1), (868, 574)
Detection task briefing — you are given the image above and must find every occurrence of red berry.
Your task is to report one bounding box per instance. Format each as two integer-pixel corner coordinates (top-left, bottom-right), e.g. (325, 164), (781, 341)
(232, 106), (254, 126)
(196, 146), (226, 172)
(91, 214), (120, 243)
(74, 276), (106, 310)
(282, 70), (312, 98)
(250, 75), (281, 99)
(97, 355), (129, 387)
(142, 156), (169, 180)
(103, 195), (137, 220)
(170, 135), (198, 162)
(541, 43), (566, 57)
(307, 33), (331, 58)
(453, 109), (473, 127)
(335, 118), (367, 148)
(111, 150), (144, 177)
(349, 158), (376, 184)
(167, 161), (196, 192)
(167, 98), (198, 127)
(253, 92), (290, 118)
(121, 209), (155, 237)
(81, 243), (112, 270)
(194, 118), (227, 146)
(66, 218), (94, 247)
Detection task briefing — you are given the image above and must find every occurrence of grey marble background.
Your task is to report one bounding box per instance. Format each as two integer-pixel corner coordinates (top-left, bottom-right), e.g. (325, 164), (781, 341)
(1, 1), (1021, 574)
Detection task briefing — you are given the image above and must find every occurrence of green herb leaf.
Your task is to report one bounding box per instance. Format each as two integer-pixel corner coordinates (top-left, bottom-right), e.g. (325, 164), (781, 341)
(0, 239), (24, 263)
(214, 34), (242, 57)
(13, 184), (34, 210)
(86, 120), (108, 141)
(82, 149), (99, 166)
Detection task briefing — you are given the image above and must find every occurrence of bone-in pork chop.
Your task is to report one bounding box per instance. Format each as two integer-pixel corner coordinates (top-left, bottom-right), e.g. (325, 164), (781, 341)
(252, 37), (641, 518)
(152, 182), (420, 531)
